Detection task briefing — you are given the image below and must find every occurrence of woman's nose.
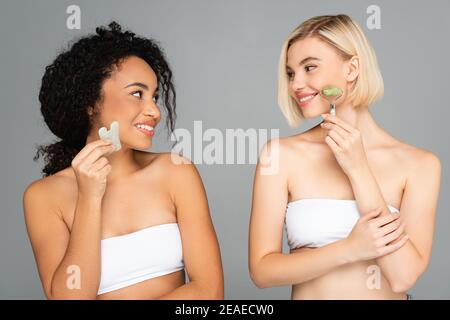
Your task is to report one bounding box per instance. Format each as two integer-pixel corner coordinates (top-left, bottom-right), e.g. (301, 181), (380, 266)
(144, 100), (161, 121)
(291, 74), (306, 91)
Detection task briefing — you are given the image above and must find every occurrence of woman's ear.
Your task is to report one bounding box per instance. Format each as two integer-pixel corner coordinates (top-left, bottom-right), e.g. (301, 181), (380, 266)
(346, 56), (359, 82)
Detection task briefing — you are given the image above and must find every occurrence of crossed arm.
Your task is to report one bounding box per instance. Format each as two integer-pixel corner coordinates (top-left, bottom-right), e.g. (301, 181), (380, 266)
(249, 138), (441, 292)
(347, 151), (441, 292)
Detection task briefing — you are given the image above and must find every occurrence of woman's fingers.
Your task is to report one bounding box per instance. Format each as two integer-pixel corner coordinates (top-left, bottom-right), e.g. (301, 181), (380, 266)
(372, 212), (399, 228)
(322, 114), (355, 133)
(73, 139), (112, 164)
(88, 157), (109, 173)
(359, 208), (383, 223)
(322, 122), (350, 140)
(327, 129), (346, 147)
(378, 221), (406, 246)
(80, 144), (115, 168)
(97, 163), (112, 176)
(377, 217), (402, 237)
(324, 135), (340, 153)
(377, 234), (409, 256)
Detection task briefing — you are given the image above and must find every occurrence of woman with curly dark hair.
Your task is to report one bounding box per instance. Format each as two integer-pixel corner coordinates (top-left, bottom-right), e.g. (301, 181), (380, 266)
(23, 22), (224, 300)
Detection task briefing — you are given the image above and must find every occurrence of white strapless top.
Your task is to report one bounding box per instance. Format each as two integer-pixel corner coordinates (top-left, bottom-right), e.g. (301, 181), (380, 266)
(285, 199), (400, 250)
(98, 223), (184, 295)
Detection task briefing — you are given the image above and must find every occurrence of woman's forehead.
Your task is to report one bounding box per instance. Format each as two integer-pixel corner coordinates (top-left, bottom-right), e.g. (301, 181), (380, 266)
(109, 56), (158, 88)
(287, 37), (336, 66)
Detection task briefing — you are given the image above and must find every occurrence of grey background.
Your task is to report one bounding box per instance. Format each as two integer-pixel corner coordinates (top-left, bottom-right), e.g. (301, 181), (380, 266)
(1, 0), (449, 299)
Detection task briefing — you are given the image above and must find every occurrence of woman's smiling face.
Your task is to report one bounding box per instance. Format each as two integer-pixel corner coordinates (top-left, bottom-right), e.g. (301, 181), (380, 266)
(93, 56), (161, 150)
(286, 37), (358, 118)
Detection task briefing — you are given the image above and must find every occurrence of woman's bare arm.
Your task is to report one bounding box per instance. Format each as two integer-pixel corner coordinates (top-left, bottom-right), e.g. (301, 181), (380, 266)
(157, 153), (224, 299)
(24, 140), (113, 299)
(249, 139), (355, 288)
(348, 150), (441, 292)
(23, 180), (103, 299)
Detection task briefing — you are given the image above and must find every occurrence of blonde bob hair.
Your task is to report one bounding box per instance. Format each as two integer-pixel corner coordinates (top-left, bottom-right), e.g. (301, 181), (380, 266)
(278, 14), (384, 127)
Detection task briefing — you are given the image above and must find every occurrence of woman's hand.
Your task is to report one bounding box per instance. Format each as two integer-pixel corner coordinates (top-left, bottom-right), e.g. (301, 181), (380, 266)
(344, 208), (409, 262)
(71, 139), (115, 199)
(320, 113), (369, 177)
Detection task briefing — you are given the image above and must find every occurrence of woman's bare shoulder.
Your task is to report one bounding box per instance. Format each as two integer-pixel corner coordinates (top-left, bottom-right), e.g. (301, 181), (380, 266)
(274, 127), (329, 160)
(380, 138), (440, 174)
(135, 150), (192, 168)
(385, 137), (438, 161)
(23, 167), (76, 211)
(256, 132), (325, 179)
(276, 134), (305, 149)
(140, 152), (205, 206)
(135, 151), (199, 181)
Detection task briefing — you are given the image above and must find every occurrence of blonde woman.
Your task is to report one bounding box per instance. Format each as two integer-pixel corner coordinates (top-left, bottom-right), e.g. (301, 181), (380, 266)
(249, 14), (441, 299)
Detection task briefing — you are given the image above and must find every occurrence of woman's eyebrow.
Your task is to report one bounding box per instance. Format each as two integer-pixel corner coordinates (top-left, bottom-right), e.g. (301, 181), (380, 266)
(299, 57), (320, 65)
(287, 57), (321, 69)
(123, 82), (149, 90)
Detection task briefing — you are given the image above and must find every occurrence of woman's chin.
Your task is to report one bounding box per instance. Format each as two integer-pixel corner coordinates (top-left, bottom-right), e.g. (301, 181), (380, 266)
(299, 107), (330, 119)
(125, 140), (153, 151)
(139, 141), (153, 150)
(299, 110), (320, 119)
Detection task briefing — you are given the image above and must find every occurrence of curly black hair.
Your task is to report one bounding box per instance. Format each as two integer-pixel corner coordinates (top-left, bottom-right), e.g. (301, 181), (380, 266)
(34, 21), (176, 177)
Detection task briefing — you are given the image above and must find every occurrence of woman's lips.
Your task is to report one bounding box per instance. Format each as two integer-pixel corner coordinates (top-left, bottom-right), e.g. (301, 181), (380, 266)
(135, 126), (155, 137)
(297, 92), (318, 108)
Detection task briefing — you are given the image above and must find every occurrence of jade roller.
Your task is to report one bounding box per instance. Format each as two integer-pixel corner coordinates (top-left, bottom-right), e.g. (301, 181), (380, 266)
(320, 86), (343, 116)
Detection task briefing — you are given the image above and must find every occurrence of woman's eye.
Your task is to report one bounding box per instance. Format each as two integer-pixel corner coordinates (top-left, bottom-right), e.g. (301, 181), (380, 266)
(152, 95), (159, 103)
(286, 72), (294, 80)
(131, 90), (143, 98)
(305, 65), (316, 72)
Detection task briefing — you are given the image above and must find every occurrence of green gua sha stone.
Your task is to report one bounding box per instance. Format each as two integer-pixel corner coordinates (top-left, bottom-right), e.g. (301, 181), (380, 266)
(321, 87), (343, 97)
(98, 121), (121, 151)
(320, 86), (343, 116)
